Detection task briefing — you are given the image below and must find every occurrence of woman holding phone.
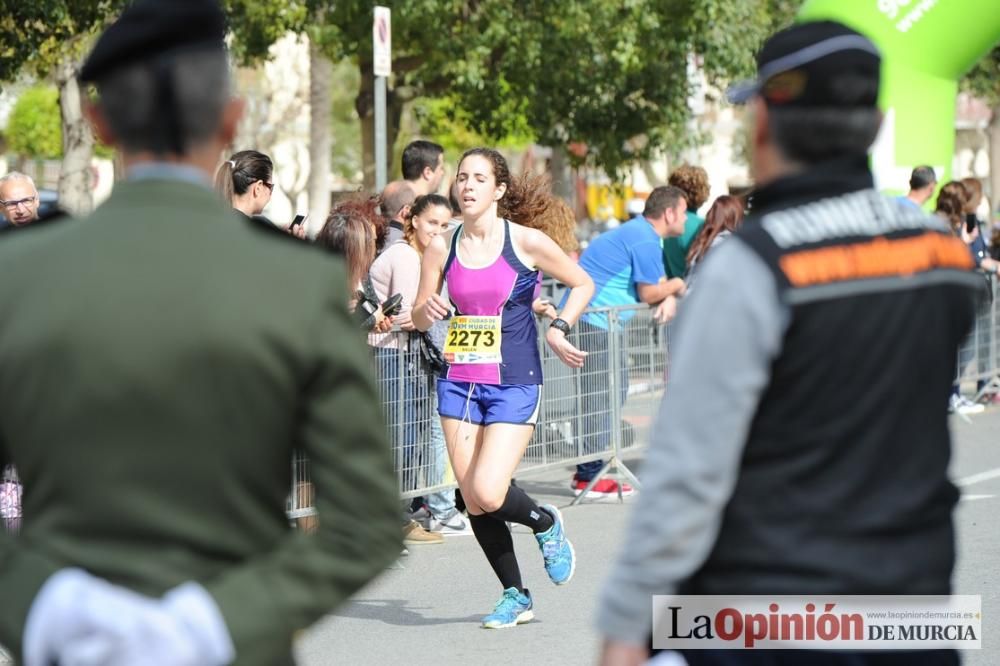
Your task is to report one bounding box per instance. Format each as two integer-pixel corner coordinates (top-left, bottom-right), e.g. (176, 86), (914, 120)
(368, 194), (456, 543)
(215, 150), (306, 238)
(215, 150), (274, 219)
(412, 147), (594, 629)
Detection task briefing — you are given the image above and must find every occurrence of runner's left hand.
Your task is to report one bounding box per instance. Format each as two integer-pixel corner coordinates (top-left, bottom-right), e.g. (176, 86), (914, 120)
(546, 327), (587, 368)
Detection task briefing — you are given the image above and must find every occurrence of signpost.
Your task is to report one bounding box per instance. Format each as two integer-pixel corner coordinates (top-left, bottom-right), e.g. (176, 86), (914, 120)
(373, 6), (391, 191)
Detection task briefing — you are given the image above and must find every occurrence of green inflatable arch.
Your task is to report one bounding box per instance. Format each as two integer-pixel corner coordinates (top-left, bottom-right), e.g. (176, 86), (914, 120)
(798, 0), (1000, 195)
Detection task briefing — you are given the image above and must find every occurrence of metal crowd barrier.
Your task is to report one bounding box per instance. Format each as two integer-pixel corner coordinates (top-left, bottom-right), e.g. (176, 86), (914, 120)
(286, 303), (669, 519)
(288, 275), (1000, 519)
(5, 282), (995, 530)
(955, 276), (1000, 399)
(955, 277), (1000, 384)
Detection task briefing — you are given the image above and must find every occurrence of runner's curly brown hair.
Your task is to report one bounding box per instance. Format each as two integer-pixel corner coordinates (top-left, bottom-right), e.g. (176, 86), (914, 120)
(459, 148), (549, 227)
(668, 164), (710, 211)
(531, 196), (579, 254)
(458, 147), (577, 251)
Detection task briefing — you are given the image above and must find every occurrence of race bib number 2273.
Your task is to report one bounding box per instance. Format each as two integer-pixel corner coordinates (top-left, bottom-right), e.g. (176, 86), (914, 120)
(444, 315), (502, 364)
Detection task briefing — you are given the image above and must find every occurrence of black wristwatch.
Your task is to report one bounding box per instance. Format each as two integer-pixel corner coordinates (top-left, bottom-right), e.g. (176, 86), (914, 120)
(549, 318), (572, 335)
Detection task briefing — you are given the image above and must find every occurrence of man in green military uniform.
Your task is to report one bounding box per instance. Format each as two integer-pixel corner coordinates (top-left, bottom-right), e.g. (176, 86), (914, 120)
(0, 1), (401, 664)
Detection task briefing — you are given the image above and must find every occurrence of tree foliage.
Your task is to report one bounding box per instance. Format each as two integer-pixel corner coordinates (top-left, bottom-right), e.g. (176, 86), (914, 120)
(6, 86), (62, 159)
(4, 84), (114, 160)
(437, 1), (778, 177)
(0, 1), (124, 86)
(10, 1), (988, 183)
(962, 47), (1000, 107)
(225, 0), (783, 179)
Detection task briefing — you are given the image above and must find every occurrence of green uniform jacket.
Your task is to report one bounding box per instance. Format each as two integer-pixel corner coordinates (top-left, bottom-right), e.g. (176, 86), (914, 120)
(0, 179), (401, 664)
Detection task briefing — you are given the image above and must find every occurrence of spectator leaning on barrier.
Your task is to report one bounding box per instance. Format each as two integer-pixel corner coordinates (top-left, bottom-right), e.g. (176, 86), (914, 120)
(315, 198), (394, 334)
(371, 194), (470, 536)
(317, 197), (437, 547)
(896, 164), (937, 211)
(683, 194), (745, 293)
(936, 181), (995, 414)
(567, 185), (688, 499)
(0, 1), (402, 663)
(368, 194), (456, 543)
(662, 164), (710, 279)
(961, 177), (1000, 405)
(598, 20), (983, 666)
(379, 179), (416, 250)
(401, 139), (445, 197)
(961, 177), (992, 255)
(937, 180), (1000, 277)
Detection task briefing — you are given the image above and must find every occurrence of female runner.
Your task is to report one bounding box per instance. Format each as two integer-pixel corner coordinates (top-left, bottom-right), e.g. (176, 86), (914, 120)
(413, 148), (594, 628)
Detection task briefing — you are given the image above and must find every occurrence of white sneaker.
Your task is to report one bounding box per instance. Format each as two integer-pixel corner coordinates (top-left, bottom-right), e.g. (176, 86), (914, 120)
(426, 511), (473, 536)
(949, 395), (985, 415)
(410, 506), (432, 525)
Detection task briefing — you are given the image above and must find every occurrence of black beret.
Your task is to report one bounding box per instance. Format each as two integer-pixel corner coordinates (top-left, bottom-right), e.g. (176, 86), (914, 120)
(79, 0), (227, 83)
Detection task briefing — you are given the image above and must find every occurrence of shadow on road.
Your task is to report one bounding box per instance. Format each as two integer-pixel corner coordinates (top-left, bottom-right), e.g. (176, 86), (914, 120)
(334, 599), (490, 627)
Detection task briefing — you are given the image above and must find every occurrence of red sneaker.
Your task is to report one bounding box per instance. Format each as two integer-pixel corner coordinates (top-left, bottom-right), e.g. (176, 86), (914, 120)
(570, 478), (635, 498)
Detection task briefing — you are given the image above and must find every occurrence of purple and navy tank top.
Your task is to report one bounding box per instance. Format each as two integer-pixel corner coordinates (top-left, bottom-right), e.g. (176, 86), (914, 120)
(442, 220), (543, 385)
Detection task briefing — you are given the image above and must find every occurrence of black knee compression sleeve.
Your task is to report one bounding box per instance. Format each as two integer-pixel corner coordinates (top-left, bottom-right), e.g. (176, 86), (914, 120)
(468, 513), (523, 592)
(487, 484), (554, 534)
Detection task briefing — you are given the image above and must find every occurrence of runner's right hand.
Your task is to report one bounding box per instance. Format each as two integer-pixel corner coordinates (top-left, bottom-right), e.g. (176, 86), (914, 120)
(424, 293), (451, 322)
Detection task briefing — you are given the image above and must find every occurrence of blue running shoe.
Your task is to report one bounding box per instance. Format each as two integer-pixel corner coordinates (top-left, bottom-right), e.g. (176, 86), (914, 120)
(535, 504), (575, 585)
(481, 587), (534, 629)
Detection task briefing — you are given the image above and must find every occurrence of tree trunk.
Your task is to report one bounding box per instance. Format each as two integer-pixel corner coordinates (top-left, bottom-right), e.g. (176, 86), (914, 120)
(308, 41), (333, 233)
(56, 57), (94, 216)
(990, 105), (1000, 213)
(356, 61), (403, 192)
(549, 144), (575, 207)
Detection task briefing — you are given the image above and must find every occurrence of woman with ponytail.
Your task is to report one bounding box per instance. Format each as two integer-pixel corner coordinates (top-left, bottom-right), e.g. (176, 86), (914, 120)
(369, 194), (463, 539)
(214, 150), (275, 222)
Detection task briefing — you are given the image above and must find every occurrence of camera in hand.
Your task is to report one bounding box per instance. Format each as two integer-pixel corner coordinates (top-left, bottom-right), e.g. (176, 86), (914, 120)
(381, 293), (403, 317)
(354, 279), (403, 330)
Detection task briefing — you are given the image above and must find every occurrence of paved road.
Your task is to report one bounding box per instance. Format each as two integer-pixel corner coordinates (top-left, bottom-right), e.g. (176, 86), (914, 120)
(2, 411), (995, 665)
(297, 409), (1000, 666)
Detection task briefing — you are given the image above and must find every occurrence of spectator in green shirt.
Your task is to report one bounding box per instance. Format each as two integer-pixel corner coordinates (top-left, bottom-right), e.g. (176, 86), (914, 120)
(662, 165), (711, 278)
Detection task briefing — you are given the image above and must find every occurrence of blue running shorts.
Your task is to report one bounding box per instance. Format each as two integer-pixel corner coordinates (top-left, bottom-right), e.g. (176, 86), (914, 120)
(437, 380), (541, 426)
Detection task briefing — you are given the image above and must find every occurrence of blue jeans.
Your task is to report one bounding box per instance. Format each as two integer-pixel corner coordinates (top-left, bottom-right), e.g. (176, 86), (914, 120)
(373, 346), (429, 493)
(575, 321), (629, 481)
(424, 384), (456, 517)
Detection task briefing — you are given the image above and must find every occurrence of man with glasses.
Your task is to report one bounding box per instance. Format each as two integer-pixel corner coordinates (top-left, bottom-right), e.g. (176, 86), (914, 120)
(0, 172), (41, 228)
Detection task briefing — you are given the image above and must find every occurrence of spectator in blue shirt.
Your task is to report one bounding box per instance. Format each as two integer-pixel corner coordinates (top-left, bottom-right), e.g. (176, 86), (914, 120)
(568, 186), (688, 498)
(896, 165), (937, 211)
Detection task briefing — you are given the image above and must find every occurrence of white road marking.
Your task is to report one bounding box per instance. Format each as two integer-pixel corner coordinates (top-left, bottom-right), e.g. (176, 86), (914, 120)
(955, 467), (1000, 487)
(960, 494), (996, 501)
